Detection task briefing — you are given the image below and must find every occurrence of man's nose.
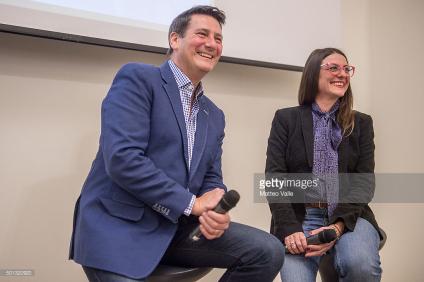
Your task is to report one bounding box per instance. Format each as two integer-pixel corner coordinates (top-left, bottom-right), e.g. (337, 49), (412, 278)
(204, 35), (217, 50)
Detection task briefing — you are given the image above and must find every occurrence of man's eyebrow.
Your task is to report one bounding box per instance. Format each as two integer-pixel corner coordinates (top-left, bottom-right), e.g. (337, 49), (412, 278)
(195, 28), (223, 38)
(195, 28), (209, 33)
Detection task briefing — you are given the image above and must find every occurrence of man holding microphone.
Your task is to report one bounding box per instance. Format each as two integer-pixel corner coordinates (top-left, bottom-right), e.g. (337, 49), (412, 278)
(69, 5), (284, 282)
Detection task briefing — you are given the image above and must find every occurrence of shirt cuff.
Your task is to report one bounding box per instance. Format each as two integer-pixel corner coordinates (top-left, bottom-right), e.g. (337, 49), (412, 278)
(184, 195), (196, 216)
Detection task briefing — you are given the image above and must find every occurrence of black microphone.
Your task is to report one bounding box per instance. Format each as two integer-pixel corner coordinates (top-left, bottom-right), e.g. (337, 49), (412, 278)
(285, 229), (337, 253)
(307, 228), (337, 245)
(190, 190), (240, 241)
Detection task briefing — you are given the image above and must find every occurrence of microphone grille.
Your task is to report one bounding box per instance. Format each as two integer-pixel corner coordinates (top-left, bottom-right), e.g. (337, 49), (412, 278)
(223, 190), (240, 208)
(320, 229), (337, 243)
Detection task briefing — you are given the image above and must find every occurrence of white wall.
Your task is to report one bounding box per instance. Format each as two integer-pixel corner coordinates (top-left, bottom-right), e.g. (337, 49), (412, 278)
(369, 0), (424, 281)
(341, 1), (424, 281)
(1, 0), (423, 281)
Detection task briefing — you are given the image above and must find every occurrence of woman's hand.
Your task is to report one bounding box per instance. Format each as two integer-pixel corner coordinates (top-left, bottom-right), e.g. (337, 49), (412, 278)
(304, 226), (336, 257)
(284, 232), (308, 254)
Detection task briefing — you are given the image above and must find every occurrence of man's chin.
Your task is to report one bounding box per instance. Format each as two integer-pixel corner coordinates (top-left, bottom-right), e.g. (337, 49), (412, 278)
(197, 63), (216, 74)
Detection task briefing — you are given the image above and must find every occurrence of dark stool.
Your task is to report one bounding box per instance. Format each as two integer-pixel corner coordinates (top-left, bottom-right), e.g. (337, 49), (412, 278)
(146, 265), (213, 282)
(319, 228), (387, 282)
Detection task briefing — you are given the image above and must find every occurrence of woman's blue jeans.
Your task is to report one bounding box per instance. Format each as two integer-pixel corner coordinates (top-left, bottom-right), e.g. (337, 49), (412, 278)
(280, 208), (382, 282)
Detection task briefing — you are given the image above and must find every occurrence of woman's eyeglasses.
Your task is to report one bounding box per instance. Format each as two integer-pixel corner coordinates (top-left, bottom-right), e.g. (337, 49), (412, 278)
(320, 63), (355, 77)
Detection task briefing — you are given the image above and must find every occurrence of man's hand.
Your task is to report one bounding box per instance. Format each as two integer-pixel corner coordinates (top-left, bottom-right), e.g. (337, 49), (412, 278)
(199, 210), (230, 239)
(191, 188), (230, 240)
(191, 188), (225, 216)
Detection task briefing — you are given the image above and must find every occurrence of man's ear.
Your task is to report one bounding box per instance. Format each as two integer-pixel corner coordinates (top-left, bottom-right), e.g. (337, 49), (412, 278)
(169, 32), (180, 51)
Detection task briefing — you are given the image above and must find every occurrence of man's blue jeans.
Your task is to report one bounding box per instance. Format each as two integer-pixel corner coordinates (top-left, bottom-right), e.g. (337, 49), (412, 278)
(280, 208), (382, 282)
(161, 219), (284, 282)
(83, 266), (145, 282)
(83, 218), (284, 282)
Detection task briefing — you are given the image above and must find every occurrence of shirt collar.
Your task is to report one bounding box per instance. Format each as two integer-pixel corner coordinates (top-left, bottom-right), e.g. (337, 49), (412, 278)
(312, 100), (340, 118)
(168, 60), (204, 97)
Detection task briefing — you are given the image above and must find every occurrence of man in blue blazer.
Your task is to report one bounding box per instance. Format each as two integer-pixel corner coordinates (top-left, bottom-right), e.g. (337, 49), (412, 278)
(69, 5), (284, 282)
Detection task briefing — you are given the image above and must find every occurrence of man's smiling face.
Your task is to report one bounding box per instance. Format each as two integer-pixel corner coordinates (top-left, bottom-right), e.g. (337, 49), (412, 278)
(170, 14), (223, 84)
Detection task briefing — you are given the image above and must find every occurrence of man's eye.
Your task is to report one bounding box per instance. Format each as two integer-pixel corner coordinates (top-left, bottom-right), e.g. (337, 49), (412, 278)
(197, 32), (207, 37)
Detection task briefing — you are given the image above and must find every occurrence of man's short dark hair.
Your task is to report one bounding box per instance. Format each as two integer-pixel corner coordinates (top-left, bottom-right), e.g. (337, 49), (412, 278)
(167, 5), (226, 55)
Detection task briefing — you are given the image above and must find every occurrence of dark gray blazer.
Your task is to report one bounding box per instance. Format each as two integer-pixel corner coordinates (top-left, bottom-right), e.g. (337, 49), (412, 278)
(265, 105), (381, 242)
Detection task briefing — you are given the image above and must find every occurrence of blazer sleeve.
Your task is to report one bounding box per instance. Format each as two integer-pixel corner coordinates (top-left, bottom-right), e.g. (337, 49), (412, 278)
(330, 114), (376, 232)
(265, 110), (303, 241)
(101, 63), (193, 223)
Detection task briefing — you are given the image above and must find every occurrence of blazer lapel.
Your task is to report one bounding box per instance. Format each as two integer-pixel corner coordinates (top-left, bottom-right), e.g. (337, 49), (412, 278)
(160, 63), (189, 170)
(300, 106), (314, 168)
(189, 98), (209, 182)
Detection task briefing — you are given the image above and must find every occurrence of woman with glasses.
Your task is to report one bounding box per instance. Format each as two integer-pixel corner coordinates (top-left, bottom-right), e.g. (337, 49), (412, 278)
(265, 48), (382, 281)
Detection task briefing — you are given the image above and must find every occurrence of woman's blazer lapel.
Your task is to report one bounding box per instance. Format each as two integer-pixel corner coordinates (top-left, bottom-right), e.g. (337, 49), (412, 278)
(300, 106), (314, 168)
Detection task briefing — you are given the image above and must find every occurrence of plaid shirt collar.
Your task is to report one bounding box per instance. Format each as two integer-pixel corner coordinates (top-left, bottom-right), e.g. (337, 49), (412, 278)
(168, 60), (204, 98)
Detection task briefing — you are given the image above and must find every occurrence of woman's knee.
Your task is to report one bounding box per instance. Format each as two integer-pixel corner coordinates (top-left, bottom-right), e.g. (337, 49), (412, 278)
(335, 249), (381, 280)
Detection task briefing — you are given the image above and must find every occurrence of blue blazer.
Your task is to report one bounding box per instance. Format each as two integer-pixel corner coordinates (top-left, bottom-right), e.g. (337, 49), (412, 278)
(69, 62), (226, 279)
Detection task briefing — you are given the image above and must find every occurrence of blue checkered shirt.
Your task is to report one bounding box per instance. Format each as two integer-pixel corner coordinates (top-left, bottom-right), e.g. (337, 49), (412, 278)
(168, 60), (204, 216)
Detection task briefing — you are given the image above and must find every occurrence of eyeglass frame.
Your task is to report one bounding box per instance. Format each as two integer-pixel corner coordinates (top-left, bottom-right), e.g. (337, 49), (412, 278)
(320, 63), (355, 77)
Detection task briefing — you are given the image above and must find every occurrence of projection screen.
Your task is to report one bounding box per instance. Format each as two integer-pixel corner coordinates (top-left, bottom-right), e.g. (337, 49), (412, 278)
(0, 0), (342, 70)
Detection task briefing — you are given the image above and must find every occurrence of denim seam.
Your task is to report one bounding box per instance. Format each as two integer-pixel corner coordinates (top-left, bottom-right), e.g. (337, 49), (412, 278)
(333, 247), (344, 278)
